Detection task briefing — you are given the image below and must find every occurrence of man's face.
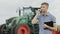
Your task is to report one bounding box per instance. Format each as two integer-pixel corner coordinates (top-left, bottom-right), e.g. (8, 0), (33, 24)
(41, 4), (48, 13)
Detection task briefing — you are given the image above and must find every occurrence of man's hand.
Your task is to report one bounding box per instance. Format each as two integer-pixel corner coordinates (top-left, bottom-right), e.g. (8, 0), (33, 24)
(36, 9), (41, 15)
(43, 24), (48, 28)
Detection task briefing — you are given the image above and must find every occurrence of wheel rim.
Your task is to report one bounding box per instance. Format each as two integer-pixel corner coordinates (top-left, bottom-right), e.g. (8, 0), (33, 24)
(18, 25), (29, 34)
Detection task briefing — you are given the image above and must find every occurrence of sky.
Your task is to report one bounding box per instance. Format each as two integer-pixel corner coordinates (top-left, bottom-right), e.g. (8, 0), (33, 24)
(0, 0), (60, 25)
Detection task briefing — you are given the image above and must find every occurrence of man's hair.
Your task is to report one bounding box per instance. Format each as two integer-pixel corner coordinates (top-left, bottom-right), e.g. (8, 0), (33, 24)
(41, 2), (49, 8)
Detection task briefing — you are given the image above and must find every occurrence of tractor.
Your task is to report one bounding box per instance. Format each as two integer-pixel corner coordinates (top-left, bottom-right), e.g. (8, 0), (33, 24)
(0, 7), (40, 34)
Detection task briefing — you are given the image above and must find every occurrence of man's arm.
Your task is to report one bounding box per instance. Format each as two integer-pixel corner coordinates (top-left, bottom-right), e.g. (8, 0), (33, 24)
(43, 16), (57, 31)
(32, 14), (39, 24)
(32, 9), (41, 24)
(44, 23), (57, 31)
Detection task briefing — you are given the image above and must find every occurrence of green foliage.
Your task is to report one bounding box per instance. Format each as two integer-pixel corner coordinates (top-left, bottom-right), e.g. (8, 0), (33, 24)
(57, 25), (60, 30)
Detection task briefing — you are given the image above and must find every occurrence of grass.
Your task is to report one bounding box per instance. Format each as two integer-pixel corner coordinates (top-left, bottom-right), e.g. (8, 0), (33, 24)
(57, 25), (60, 30)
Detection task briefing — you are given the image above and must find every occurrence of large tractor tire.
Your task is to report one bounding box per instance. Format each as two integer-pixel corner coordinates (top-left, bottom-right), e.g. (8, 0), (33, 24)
(0, 24), (6, 34)
(13, 24), (31, 34)
(1, 24), (10, 34)
(32, 24), (39, 34)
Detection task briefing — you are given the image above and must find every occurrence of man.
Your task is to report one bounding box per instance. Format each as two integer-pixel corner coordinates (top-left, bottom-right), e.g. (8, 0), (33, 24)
(32, 2), (57, 34)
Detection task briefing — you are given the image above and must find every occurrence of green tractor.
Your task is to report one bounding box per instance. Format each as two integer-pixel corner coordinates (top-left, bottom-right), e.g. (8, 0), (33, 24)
(0, 7), (40, 34)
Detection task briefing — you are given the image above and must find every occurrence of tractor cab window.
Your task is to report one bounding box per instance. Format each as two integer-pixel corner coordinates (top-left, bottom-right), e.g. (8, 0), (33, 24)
(23, 7), (34, 16)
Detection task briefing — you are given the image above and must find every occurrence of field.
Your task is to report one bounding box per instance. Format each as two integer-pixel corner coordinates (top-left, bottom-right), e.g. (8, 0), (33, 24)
(57, 25), (60, 30)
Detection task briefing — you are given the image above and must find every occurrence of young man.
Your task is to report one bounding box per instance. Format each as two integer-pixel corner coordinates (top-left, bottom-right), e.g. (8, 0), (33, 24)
(32, 2), (57, 34)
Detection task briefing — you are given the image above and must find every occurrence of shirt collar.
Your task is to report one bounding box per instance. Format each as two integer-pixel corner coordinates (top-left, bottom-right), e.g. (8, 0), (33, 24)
(41, 12), (49, 16)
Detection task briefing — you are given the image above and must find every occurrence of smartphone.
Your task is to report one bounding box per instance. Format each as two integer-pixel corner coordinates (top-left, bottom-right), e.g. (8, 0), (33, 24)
(38, 8), (42, 13)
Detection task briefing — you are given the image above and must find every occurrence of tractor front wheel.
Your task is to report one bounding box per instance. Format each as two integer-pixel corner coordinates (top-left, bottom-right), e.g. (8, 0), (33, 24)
(14, 24), (30, 34)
